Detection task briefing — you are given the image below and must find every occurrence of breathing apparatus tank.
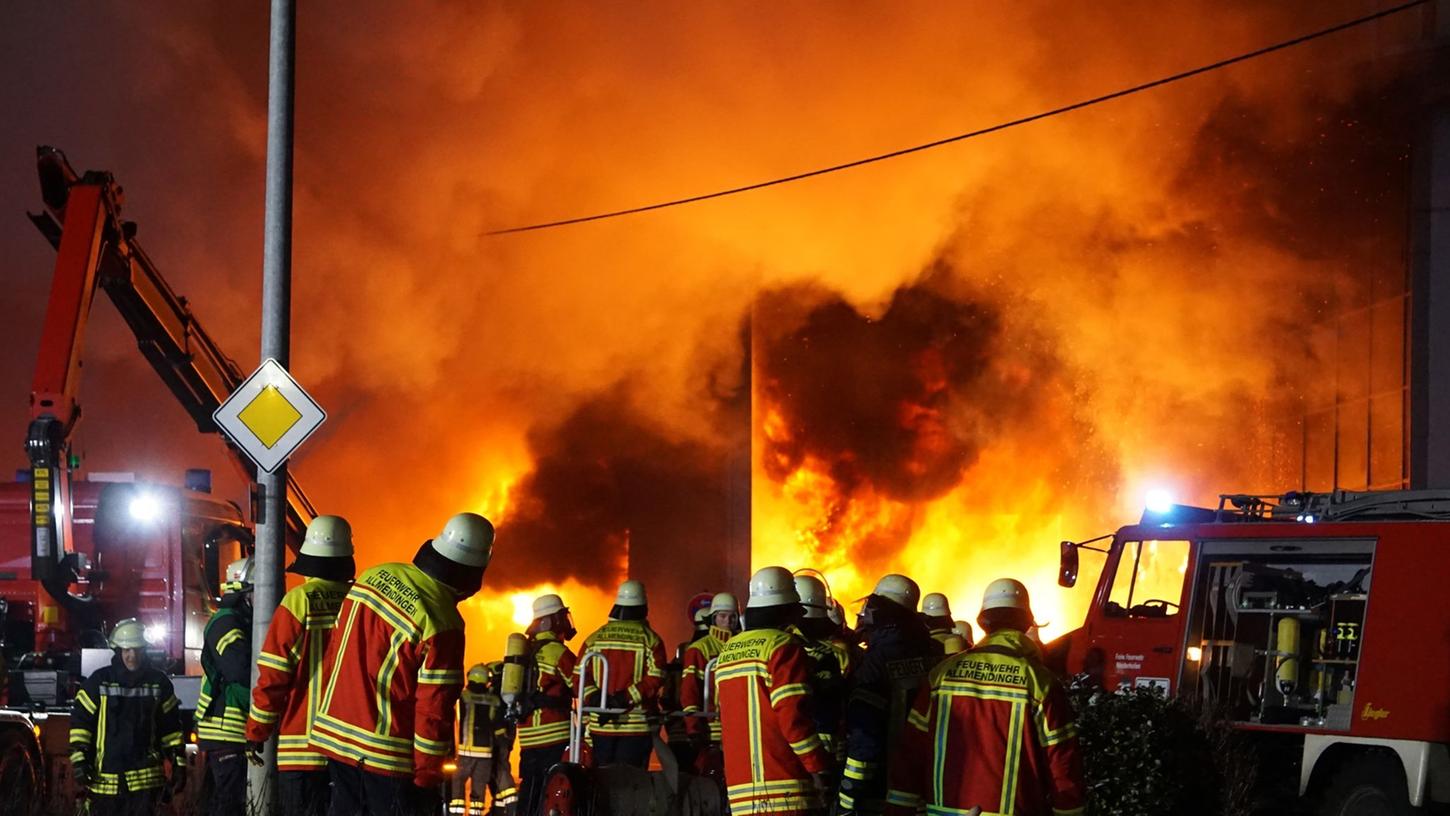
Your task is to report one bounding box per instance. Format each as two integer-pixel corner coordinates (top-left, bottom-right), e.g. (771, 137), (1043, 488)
(1276, 616), (1300, 696)
(502, 632), (529, 707)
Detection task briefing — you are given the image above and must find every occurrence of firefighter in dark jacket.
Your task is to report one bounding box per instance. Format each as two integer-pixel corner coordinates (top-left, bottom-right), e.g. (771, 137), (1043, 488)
(838, 574), (943, 815)
(69, 618), (185, 816)
(197, 558), (254, 816)
(451, 663), (518, 816)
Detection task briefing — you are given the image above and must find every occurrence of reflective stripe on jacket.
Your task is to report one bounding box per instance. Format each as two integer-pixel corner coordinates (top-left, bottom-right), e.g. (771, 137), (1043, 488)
(197, 599), (252, 748)
(884, 630), (1086, 816)
(581, 619), (667, 737)
(714, 627), (831, 815)
(680, 626), (731, 742)
(69, 659), (183, 795)
(518, 632), (577, 749)
(310, 562), (465, 779)
(245, 578), (350, 770)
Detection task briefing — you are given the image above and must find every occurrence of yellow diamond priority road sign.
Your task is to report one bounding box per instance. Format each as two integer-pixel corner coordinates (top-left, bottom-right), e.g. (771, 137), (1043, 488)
(214, 359), (326, 473)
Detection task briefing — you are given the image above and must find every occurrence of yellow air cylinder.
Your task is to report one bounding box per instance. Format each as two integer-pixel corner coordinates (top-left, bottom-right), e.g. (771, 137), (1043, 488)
(1276, 616), (1300, 696)
(501, 632), (528, 705)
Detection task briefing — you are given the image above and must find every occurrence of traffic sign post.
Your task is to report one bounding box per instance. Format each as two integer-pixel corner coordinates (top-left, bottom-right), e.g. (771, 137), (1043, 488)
(214, 358), (325, 472)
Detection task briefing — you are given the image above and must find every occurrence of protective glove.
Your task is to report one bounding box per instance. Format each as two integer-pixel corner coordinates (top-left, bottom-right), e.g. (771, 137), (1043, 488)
(71, 761), (92, 789)
(245, 740), (266, 768)
(604, 691), (633, 711)
(171, 760), (188, 793)
(811, 768), (835, 795)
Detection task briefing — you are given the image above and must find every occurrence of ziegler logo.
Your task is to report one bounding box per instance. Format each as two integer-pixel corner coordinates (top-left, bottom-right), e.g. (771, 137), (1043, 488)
(1361, 704), (1390, 721)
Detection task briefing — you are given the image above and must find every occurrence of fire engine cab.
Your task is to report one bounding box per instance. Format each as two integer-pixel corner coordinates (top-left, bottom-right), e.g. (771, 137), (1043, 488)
(1055, 489), (1450, 815)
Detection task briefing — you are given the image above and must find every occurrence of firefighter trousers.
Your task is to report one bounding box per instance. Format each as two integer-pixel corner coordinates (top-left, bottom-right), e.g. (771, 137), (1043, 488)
(206, 749), (248, 816)
(449, 756), (517, 816)
(88, 784), (160, 816)
(519, 744), (567, 816)
(279, 769), (330, 816)
(592, 734), (652, 769)
(327, 760), (433, 816)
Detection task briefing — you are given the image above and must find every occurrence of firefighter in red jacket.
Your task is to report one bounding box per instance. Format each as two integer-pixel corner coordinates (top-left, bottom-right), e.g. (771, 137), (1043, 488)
(790, 574), (851, 763)
(885, 579), (1085, 816)
(679, 591), (740, 764)
(518, 594), (578, 816)
(310, 513), (494, 816)
(581, 579), (668, 769)
(714, 567), (832, 815)
(245, 515), (355, 816)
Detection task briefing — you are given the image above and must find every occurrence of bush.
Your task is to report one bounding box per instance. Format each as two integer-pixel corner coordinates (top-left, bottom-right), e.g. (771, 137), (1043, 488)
(1069, 685), (1257, 816)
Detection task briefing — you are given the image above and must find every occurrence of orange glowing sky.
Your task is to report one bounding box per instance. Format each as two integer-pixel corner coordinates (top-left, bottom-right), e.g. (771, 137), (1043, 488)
(0, 2), (1429, 661)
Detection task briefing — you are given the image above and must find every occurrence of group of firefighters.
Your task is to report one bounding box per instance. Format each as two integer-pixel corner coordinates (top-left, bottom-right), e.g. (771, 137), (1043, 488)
(65, 509), (1084, 816)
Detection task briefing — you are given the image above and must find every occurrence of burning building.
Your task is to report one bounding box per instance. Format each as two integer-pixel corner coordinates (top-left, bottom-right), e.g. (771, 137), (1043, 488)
(0, 2), (1442, 658)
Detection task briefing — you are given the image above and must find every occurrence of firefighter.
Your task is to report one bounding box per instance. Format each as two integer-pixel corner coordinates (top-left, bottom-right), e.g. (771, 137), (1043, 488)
(921, 593), (956, 646)
(197, 557), (254, 816)
(666, 596), (714, 762)
(69, 618), (185, 816)
(714, 567), (832, 814)
(838, 574), (942, 816)
(952, 619), (975, 648)
(580, 579), (668, 769)
(791, 574), (850, 763)
(451, 663), (519, 816)
(310, 512), (493, 816)
(885, 579), (1085, 816)
(679, 591), (740, 765)
(518, 593), (577, 816)
(245, 515), (356, 816)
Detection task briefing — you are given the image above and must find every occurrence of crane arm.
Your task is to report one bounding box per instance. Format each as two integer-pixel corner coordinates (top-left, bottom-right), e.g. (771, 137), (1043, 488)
(26, 147), (315, 585)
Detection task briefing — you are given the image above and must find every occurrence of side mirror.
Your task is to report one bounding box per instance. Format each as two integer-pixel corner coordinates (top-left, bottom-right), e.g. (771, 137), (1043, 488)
(1058, 540), (1079, 588)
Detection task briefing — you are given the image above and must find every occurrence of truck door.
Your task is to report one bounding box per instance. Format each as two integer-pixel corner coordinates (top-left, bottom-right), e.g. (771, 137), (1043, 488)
(1087, 538), (1192, 693)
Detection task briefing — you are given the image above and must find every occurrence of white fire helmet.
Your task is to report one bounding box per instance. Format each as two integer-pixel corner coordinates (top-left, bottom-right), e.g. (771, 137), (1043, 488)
(872, 574), (920, 612)
(110, 618), (147, 650)
(709, 592), (739, 615)
(301, 515), (354, 557)
(223, 557), (253, 594)
(430, 513), (494, 568)
(953, 619), (974, 639)
(827, 600), (845, 626)
(981, 578), (1032, 615)
(795, 575), (831, 619)
(615, 579), (648, 608)
(747, 566), (800, 609)
(533, 593), (567, 620)
(922, 592), (952, 618)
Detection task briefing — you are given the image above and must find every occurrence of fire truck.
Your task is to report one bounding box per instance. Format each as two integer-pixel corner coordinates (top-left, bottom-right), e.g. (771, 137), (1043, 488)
(0, 147), (315, 812)
(1053, 489), (1450, 815)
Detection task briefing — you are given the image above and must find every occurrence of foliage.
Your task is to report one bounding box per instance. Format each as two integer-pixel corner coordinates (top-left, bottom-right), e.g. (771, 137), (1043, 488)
(1070, 685), (1258, 816)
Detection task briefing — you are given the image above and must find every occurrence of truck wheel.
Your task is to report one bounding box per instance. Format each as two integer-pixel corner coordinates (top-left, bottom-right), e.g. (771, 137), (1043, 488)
(1319, 752), (1417, 816)
(0, 729), (40, 816)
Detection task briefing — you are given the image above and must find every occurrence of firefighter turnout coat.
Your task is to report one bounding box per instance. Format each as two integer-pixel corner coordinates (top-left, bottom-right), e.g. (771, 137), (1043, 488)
(246, 577), (351, 771)
(69, 657), (184, 794)
(680, 625), (732, 743)
(310, 563), (466, 784)
(581, 619), (668, 737)
(197, 596), (252, 749)
(518, 630), (577, 750)
(713, 628), (832, 816)
(884, 630), (1086, 816)
(839, 621), (941, 813)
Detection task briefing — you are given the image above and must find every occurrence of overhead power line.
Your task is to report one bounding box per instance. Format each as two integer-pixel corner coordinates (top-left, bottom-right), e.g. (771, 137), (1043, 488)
(488, 0), (1429, 236)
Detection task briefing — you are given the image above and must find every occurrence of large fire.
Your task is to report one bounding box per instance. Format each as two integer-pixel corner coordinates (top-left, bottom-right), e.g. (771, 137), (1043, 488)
(0, 4), (1427, 667)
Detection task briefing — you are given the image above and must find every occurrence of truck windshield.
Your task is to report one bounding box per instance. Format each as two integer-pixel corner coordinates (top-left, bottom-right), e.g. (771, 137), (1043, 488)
(1106, 539), (1190, 617)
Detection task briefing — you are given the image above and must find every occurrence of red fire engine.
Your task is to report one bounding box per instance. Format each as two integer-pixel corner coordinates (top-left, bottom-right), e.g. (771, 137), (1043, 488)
(1054, 489), (1450, 815)
(0, 147), (315, 812)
